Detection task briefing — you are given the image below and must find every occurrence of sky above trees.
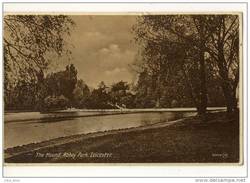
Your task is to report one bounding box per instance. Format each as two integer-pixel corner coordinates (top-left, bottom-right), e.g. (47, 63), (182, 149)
(49, 15), (138, 88)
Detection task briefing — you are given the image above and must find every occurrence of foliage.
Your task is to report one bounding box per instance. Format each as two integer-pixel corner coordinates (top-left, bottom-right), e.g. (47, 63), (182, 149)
(132, 15), (239, 113)
(4, 79), (37, 110)
(4, 15), (74, 111)
(4, 15), (74, 82)
(46, 64), (77, 104)
(205, 15), (239, 112)
(73, 79), (90, 108)
(109, 81), (135, 108)
(43, 95), (69, 111)
(86, 81), (114, 109)
(4, 15), (239, 113)
(5, 64), (78, 111)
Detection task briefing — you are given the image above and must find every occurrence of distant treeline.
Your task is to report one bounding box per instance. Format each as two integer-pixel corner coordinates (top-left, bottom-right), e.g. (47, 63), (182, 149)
(5, 64), (136, 111)
(4, 63), (226, 112)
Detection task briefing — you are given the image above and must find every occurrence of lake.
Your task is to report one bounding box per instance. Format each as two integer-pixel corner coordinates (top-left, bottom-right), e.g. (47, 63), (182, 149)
(4, 111), (196, 149)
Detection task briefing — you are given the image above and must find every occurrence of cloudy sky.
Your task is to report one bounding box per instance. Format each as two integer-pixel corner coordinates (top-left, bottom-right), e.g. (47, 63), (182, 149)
(50, 15), (139, 88)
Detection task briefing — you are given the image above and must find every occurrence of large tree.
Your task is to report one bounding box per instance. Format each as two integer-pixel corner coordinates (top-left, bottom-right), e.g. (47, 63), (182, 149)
(46, 64), (77, 100)
(4, 16), (73, 90)
(133, 15), (210, 114)
(133, 15), (239, 114)
(205, 15), (239, 112)
(109, 81), (135, 108)
(86, 81), (111, 109)
(4, 15), (74, 109)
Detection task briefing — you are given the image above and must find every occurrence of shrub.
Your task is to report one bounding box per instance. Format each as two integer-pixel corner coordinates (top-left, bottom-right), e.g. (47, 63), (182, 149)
(42, 95), (69, 111)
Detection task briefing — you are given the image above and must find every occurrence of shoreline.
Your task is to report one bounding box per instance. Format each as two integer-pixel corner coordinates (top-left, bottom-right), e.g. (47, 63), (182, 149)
(4, 107), (226, 123)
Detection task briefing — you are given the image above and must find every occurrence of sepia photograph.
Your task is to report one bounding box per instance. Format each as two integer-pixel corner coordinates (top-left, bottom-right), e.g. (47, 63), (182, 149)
(4, 13), (242, 164)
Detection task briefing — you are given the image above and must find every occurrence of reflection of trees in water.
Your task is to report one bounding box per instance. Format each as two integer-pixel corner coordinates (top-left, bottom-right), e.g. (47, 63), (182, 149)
(140, 112), (187, 126)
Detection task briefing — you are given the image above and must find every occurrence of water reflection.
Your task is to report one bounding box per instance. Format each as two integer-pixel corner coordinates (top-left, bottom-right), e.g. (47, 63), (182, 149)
(140, 112), (193, 126)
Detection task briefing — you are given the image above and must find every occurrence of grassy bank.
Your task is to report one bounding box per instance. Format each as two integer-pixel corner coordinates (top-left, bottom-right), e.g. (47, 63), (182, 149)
(5, 112), (239, 163)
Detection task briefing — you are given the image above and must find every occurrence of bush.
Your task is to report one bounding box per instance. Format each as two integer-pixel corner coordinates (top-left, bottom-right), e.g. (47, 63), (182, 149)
(42, 95), (69, 112)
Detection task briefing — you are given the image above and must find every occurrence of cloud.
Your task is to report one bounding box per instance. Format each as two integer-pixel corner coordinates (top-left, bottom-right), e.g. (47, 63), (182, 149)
(105, 67), (127, 76)
(84, 43), (136, 86)
(95, 43), (136, 70)
(51, 16), (138, 88)
(103, 67), (133, 86)
(85, 31), (102, 37)
(99, 44), (120, 54)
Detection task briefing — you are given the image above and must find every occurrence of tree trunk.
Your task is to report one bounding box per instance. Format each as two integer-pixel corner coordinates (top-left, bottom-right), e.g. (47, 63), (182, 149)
(155, 74), (161, 108)
(181, 66), (199, 109)
(221, 83), (237, 113)
(197, 46), (208, 116)
(195, 18), (208, 117)
(217, 50), (238, 113)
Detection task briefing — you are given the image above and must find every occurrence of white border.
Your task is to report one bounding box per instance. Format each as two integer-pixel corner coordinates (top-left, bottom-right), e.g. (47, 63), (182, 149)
(1, 1), (248, 179)
(3, 2), (247, 13)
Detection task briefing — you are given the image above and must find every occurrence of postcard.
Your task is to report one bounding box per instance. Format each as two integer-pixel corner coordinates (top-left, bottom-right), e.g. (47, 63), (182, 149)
(2, 2), (247, 179)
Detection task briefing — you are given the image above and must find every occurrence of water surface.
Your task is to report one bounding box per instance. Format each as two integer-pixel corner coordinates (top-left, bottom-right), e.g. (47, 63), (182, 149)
(4, 111), (195, 149)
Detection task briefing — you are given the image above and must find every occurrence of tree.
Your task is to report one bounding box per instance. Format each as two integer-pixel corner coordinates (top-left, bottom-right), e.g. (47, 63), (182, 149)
(191, 16), (209, 114)
(109, 81), (135, 108)
(132, 15), (238, 114)
(205, 15), (239, 112)
(86, 81), (113, 109)
(4, 15), (74, 109)
(43, 95), (69, 112)
(64, 64), (78, 104)
(4, 15), (74, 81)
(45, 64), (77, 106)
(110, 81), (129, 106)
(73, 79), (90, 108)
(133, 15), (204, 111)
(6, 79), (37, 110)
(134, 69), (160, 108)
